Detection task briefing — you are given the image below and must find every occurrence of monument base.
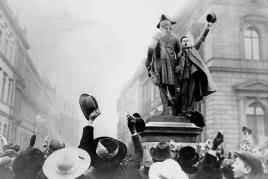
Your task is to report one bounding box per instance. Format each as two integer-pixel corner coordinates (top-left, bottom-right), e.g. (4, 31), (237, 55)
(140, 115), (203, 163)
(140, 115), (202, 143)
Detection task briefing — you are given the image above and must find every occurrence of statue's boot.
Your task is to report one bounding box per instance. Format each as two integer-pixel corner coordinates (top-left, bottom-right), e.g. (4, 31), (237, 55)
(160, 86), (170, 115)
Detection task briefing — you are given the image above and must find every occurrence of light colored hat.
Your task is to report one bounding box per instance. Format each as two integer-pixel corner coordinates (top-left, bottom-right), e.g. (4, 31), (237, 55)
(43, 147), (91, 179)
(148, 159), (188, 179)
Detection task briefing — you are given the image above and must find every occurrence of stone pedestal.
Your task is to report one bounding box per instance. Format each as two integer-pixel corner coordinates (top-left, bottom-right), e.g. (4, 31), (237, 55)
(141, 115), (202, 143)
(140, 115), (203, 162)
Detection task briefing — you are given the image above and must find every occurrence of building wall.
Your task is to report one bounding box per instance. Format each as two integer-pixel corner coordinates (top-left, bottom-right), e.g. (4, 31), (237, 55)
(117, 0), (268, 151)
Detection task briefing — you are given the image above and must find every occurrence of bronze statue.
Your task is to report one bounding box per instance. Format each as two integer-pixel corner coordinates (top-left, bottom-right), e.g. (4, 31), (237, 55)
(145, 14), (181, 115)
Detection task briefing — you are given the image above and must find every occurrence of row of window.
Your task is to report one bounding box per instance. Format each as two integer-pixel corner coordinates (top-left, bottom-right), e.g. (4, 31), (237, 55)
(0, 69), (13, 105)
(20, 101), (36, 121)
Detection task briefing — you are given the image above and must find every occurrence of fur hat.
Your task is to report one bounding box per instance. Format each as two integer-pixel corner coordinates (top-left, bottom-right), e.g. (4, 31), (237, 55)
(79, 94), (99, 120)
(90, 137), (127, 169)
(157, 14), (176, 28)
(150, 141), (171, 162)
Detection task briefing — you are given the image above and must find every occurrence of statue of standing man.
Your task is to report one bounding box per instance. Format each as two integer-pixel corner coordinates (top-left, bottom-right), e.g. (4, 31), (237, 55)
(146, 13), (217, 119)
(145, 14), (181, 115)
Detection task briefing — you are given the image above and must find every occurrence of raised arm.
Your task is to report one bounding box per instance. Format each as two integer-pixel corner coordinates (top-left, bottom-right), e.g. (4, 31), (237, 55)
(194, 23), (211, 50)
(78, 109), (100, 149)
(122, 114), (143, 169)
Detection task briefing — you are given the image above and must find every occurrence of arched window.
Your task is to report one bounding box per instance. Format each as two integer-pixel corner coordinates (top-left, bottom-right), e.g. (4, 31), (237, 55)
(244, 27), (260, 60)
(246, 102), (266, 144)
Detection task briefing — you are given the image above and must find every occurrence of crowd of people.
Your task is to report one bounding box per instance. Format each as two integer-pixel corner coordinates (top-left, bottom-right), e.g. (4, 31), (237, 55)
(0, 94), (267, 179)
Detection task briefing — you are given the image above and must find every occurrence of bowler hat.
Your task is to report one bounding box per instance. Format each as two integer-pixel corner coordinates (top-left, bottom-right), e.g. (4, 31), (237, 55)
(234, 151), (264, 176)
(157, 14), (176, 28)
(206, 12), (217, 23)
(79, 94), (98, 120)
(90, 137), (127, 169)
(150, 141), (171, 162)
(189, 111), (205, 128)
(132, 113), (145, 133)
(178, 146), (199, 166)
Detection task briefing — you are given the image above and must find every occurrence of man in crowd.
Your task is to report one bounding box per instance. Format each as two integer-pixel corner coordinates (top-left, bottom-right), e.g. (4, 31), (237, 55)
(175, 22), (217, 114)
(232, 151), (264, 179)
(78, 94), (143, 179)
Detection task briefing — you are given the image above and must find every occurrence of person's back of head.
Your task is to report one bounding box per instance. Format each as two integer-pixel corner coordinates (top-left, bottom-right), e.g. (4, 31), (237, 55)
(12, 148), (45, 179)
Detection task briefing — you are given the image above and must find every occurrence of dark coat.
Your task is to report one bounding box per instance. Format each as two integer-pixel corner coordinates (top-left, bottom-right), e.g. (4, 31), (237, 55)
(176, 26), (217, 101)
(78, 126), (143, 179)
(145, 31), (180, 86)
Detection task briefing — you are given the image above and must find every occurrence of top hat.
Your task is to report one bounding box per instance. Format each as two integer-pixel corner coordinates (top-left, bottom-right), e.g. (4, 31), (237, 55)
(188, 111), (205, 128)
(43, 147), (91, 179)
(206, 12), (217, 23)
(79, 94), (99, 120)
(150, 141), (171, 162)
(132, 113), (145, 133)
(90, 137), (127, 169)
(157, 14), (176, 28)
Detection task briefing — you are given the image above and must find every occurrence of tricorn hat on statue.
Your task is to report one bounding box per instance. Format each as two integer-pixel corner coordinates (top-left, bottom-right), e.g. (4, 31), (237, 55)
(157, 14), (176, 28)
(132, 113), (145, 133)
(79, 94), (99, 120)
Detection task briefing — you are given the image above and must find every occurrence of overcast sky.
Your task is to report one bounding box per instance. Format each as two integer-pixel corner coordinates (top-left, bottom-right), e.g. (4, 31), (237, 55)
(7, 0), (192, 138)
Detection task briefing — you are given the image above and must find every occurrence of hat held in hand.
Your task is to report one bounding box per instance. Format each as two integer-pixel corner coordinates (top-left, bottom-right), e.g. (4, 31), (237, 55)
(132, 113), (145, 133)
(79, 94), (98, 120)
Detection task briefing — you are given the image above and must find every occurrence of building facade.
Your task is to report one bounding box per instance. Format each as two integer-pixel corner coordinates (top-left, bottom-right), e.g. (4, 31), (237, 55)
(0, 0), (80, 149)
(117, 0), (268, 151)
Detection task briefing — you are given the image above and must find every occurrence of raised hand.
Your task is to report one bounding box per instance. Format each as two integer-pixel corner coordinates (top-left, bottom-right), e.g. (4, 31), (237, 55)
(88, 109), (101, 122)
(125, 113), (137, 135)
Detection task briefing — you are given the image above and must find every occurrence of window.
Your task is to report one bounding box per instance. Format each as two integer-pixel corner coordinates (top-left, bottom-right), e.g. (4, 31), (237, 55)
(1, 72), (7, 99)
(244, 27), (260, 60)
(3, 124), (7, 138)
(6, 78), (12, 104)
(246, 102), (266, 144)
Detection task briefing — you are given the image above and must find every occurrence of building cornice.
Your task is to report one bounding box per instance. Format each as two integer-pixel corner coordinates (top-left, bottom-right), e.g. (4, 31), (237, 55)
(0, 0), (30, 49)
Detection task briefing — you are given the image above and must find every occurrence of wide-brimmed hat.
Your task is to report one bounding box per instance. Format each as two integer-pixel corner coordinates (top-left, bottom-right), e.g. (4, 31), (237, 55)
(132, 113), (145, 133)
(79, 94), (99, 120)
(234, 151), (264, 176)
(188, 111), (205, 128)
(157, 14), (176, 28)
(149, 159), (188, 179)
(150, 141), (171, 162)
(90, 137), (127, 169)
(43, 147), (91, 179)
